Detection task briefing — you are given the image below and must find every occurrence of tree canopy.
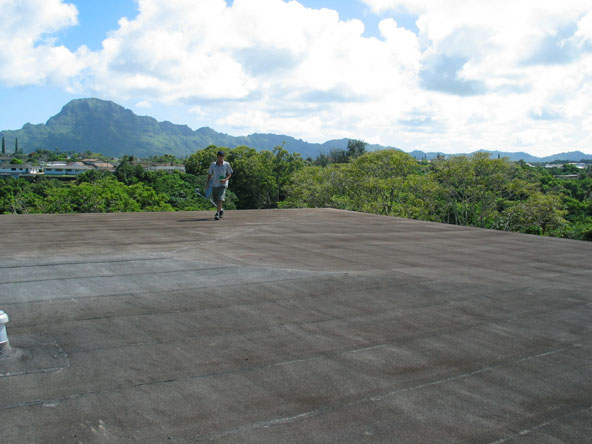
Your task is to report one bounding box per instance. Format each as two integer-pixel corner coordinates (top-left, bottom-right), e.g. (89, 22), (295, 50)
(279, 150), (591, 241)
(1, 145), (591, 241)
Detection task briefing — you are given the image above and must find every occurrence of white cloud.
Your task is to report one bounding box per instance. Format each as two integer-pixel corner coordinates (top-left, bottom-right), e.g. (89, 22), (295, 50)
(2, 0), (592, 155)
(360, 0), (592, 154)
(574, 10), (592, 45)
(0, 0), (84, 86)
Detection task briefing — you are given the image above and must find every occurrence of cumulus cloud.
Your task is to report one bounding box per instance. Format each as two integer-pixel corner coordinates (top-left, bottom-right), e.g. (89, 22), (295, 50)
(359, 0), (592, 153)
(0, 0), (84, 86)
(2, 0), (592, 155)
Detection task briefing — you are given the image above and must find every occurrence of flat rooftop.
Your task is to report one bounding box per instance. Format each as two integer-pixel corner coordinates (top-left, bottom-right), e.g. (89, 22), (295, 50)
(1, 208), (591, 443)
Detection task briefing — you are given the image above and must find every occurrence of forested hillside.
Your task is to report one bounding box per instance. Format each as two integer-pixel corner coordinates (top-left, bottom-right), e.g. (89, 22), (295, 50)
(0, 98), (362, 159)
(1, 146), (591, 241)
(2, 98), (592, 162)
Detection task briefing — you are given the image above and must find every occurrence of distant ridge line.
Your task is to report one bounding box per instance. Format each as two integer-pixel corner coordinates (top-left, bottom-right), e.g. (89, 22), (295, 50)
(1, 98), (591, 162)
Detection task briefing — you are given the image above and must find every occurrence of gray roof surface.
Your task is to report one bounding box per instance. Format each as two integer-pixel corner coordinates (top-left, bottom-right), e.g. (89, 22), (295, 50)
(0, 208), (591, 443)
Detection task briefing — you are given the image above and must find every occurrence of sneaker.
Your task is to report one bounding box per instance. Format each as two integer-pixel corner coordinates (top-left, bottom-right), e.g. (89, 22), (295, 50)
(215, 212), (220, 220)
(219, 209), (224, 218)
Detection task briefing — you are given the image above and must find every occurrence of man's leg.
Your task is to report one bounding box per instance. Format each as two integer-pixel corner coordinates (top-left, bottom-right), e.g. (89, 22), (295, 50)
(213, 187), (225, 220)
(216, 200), (224, 220)
(217, 187), (226, 218)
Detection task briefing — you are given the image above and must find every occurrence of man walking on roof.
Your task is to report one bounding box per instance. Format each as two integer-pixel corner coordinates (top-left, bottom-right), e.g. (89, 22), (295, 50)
(206, 150), (233, 220)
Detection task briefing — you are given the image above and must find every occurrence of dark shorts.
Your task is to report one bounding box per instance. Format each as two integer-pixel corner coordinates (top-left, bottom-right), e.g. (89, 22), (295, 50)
(212, 186), (227, 202)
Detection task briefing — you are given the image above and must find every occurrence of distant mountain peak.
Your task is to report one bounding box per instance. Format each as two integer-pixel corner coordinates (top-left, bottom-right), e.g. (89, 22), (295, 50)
(47, 98), (140, 127)
(54, 97), (123, 115)
(0, 97), (591, 161)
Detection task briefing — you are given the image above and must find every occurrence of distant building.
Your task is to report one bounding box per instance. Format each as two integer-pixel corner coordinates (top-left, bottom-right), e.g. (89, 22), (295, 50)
(545, 162), (587, 169)
(81, 159), (116, 171)
(0, 163), (42, 178)
(145, 165), (186, 173)
(44, 162), (92, 176)
(555, 174), (579, 180)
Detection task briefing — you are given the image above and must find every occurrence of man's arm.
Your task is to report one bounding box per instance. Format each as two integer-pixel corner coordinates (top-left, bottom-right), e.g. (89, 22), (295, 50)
(220, 164), (232, 184)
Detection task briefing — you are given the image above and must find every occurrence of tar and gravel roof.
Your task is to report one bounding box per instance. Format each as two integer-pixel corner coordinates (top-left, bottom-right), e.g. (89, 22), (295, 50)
(1, 208), (591, 443)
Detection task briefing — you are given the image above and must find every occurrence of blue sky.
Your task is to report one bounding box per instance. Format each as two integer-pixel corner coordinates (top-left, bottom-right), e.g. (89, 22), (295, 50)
(2, 0), (592, 156)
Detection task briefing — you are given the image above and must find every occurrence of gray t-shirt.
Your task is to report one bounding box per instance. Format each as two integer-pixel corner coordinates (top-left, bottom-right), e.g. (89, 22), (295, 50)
(208, 161), (233, 188)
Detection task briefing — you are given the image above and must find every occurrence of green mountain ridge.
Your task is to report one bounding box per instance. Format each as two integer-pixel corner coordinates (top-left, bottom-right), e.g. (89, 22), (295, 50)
(0, 98), (344, 158)
(1, 97), (591, 162)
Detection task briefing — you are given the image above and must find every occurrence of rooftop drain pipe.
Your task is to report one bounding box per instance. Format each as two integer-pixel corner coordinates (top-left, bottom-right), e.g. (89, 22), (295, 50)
(0, 310), (9, 355)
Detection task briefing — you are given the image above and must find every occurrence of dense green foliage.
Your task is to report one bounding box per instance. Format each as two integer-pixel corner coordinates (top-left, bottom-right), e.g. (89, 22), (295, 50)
(0, 144), (304, 214)
(280, 151), (592, 241)
(2, 146), (591, 241)
(0, 161), (216, 214)
(185, 145), (304, 209)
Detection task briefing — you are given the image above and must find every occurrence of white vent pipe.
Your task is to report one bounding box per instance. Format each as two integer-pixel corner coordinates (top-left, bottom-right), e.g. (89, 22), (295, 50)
(0, 310), (9, 352)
